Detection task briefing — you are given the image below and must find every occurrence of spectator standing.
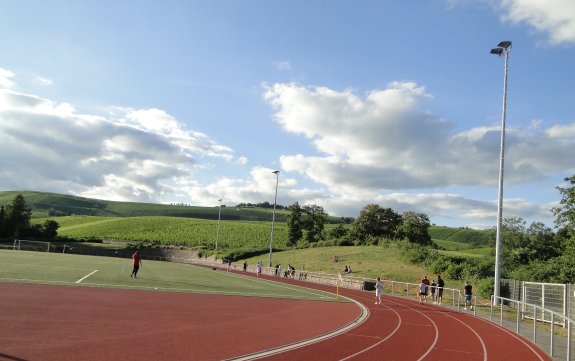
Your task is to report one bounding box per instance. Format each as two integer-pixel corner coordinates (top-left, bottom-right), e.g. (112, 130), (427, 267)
(430, 280), (437, 303)
(437, 275), (445, 305)
(418, 280), (427, 304)
(464, 281), (473, 310)
(243, 261), (247, 272)
(130, 251), (142, 278)
(375, 277), (383, 305)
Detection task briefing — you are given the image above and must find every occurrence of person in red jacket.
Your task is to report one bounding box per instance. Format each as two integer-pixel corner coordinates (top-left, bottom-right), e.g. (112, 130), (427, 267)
(131, 251), (142, 278)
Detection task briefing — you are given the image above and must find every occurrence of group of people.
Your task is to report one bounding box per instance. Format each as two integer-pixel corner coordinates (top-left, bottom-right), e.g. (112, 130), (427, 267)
(343, 265), (352, 273)
(417, 275), (445, 305)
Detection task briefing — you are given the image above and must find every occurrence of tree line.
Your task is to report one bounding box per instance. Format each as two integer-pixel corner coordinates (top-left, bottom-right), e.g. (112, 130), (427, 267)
(286, 202), (432, 246)
(0, 194), (59, 240)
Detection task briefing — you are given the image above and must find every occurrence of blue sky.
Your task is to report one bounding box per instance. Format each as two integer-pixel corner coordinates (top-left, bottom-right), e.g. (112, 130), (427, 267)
(1, 0), (574, 229)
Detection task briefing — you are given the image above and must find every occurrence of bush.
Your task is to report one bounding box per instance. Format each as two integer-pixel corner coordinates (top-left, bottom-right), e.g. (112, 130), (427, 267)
(337, 238), (354, 246)
(476, 278), (494, 299)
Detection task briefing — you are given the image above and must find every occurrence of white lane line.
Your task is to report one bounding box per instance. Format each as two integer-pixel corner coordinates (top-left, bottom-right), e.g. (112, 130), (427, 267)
(337, 294), (436, 361)
(76, 270), (98, 283)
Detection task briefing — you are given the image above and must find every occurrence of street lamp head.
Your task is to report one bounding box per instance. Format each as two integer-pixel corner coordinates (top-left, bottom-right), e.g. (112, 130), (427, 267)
(490, 48), (504, 56)
(497, 41), (512, 49)
(272, 170), (280, 175)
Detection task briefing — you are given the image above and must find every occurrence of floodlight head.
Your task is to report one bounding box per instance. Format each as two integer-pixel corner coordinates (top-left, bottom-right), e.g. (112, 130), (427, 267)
(490, 48), (504, 56)
(497, 41), (512, 49)
(272, 170), (280, 175)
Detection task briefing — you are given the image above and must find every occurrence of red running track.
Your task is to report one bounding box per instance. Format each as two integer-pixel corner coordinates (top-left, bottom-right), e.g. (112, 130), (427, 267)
(0, 271), (550, 361)
(238, 274), (550, 361)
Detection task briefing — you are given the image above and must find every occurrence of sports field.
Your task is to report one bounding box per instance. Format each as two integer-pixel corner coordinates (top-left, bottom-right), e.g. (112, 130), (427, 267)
(0, 250), (361, 361)
(0, 250), (343, 301)
(0, 250), (552, 360)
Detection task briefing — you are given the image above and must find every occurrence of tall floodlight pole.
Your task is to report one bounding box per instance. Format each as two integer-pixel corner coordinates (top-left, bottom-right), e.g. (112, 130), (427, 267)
(269, 170), (280, 267)
(216, 198), (222, 250)
(490, 41), (512, 305)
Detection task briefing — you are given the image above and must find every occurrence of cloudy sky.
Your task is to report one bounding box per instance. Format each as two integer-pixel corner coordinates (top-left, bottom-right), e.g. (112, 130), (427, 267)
(1, 1), (574, 229)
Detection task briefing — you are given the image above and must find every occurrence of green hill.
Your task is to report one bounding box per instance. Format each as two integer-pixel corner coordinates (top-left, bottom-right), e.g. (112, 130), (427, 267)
(0, 191), (288, 222)
(429, 225), (492, 246)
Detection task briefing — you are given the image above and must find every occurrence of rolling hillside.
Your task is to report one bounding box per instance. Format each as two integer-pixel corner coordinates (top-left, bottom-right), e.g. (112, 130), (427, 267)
(0, 191), (288, 222)
(2, 191), (492, 247)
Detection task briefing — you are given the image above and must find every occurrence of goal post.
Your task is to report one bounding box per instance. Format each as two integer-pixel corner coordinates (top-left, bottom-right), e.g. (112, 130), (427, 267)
(13, 239), (51, 252)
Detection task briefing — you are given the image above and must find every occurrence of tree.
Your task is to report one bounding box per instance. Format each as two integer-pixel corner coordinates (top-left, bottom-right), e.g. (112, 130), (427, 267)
(42, 220), (60, 239)
(401, 211), (432, 245)
(7, 194), (32, 238)
(329, 224), (349, 239)
(350, 204), (403, 245)
(0, 205), (6, 238)
(552, 175), (575, 230)
(286, 202), (303, 246)
(303, 204), (327, 243)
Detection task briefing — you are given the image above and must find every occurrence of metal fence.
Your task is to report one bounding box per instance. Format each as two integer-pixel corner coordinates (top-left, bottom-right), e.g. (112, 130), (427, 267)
(489, 295), (574, 361)
(503, 279), (575, 327)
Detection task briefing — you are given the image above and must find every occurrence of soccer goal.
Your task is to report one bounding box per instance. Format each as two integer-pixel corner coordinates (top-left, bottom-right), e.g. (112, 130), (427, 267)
(13, 239), (51, 252)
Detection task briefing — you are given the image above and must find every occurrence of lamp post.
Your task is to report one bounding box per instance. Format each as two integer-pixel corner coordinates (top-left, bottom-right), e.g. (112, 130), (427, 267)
(490, 41), (512, 304)
(269, 170), (280, 267)
(216, 198), (222, 250)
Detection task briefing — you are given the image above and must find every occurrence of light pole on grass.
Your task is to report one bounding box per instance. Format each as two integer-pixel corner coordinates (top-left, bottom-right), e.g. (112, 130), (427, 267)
(269, 170), (280, 267)
(490, 40), (512, 305)
(216, 198), (222, 250)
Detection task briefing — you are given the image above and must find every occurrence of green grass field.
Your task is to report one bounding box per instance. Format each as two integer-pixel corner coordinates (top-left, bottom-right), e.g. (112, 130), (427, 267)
(0, 250), (344, 302)
(242, 245), (431, 283)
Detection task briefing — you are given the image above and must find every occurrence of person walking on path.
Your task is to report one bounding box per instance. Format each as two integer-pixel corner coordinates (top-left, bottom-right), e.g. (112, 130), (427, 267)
(243, 261), (247, 272)
(130, 251), (142, 278)
(256, 262), (262, 276)
(421, 276), (430, 302)
(436, 274), (445, 305)
(375, 277), (383, 305)
(418, 280), (428, 304)
(464, 281), (474, 310)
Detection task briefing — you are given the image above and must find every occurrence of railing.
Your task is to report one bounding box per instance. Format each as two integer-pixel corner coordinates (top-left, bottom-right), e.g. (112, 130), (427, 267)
(487, 295), (573, 361)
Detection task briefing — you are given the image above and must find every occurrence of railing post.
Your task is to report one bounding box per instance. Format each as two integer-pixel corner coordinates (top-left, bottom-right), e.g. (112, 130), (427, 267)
(490, 295), (494, 322)
(550, 313), (554, 357)
(567, 320), (571, 361)
(500, 300), (504, 326)
(516, 299), (520, 334)
(533, 306), (537, 343)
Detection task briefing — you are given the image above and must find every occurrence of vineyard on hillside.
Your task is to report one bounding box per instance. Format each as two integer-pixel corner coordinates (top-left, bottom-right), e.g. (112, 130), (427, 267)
(37, 216), (290, 249)
(429, 226), (492, 246)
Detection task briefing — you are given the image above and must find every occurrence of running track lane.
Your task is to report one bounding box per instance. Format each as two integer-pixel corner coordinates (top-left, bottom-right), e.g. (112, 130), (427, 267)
(0, 282), (361, 361)
(235, 274), (550, 361)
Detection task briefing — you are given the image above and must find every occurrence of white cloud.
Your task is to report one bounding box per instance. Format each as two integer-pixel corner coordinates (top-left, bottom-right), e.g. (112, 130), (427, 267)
(36, 76), (54, 86)
(0, 68), (15, 88)
(546, 123), (575, 138)
(0, 88), (243, 203)
(499, 0), (575, 44)
(264, 82), (575, 194)
(260, 81), (573, 225)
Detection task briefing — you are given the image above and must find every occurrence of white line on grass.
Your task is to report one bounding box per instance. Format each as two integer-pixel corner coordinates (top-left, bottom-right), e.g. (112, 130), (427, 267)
(76, 270), (98, 283)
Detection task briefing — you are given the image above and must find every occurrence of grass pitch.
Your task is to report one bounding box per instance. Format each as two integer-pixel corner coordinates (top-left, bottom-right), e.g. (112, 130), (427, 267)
(0, 250), (343, 302)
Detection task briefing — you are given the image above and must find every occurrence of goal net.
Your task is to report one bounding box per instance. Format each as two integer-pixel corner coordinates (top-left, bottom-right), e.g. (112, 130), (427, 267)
(13, 239), (51, 252)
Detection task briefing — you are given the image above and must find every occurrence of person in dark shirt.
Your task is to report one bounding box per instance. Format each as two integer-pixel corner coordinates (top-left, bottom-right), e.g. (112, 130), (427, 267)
(464, 281), (473, 310)
(436, 275), (445, 305)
